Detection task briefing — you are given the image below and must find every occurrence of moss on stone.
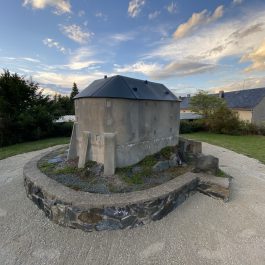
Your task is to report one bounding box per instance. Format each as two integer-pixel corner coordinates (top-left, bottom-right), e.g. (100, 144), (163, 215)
(54, 166), (79, 175)
(160, 146), (174, 160)
(216, 169), (229, 178)
(38, 162), (56, 172)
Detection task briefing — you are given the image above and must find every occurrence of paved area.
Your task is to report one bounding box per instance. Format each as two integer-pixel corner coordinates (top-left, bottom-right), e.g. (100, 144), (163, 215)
(1, 143), (265, 265)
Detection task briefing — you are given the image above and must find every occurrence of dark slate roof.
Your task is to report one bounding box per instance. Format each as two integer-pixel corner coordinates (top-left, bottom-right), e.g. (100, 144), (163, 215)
(180, 97), (190, 109)
(180, 87), (265, 110)
(75, 75), (178, 101)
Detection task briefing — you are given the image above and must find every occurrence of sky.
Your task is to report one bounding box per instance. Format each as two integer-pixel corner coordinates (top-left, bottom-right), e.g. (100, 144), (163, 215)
(1, 0), (265, 96)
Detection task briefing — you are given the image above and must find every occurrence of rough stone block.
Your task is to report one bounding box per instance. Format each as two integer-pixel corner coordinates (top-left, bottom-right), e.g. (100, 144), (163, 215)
(152, 161), (170, 172)
(104, 133), (116, 175)
(67, 122), (78, 160)
(78, 131), (91, 168)
(194, 155), (219, 175)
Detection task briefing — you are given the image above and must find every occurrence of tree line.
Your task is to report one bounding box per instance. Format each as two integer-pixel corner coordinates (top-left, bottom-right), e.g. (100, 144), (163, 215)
(0, 70), (79, 147)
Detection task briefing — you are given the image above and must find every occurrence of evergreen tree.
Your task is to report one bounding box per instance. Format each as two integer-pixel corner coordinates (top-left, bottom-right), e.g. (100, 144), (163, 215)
(70, 82), (79, 100)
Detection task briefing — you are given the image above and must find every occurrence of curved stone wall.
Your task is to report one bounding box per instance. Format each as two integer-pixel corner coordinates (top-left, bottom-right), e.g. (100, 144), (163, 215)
(23, 150), (199, 232)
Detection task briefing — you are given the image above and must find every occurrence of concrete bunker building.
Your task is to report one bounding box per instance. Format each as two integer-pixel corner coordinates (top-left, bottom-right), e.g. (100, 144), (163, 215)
(68, 75), (180, 175)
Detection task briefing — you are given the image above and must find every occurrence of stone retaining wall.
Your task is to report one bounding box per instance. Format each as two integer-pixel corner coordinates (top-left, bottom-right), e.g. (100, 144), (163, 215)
(23, 150), (198, 232)
(23, 146), (230, 232)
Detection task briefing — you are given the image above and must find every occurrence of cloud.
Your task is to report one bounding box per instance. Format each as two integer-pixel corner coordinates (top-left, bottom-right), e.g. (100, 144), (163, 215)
(128, 0), (145, 18)
(114, 60), (217, 79)
(114, 61), (161, 76)
(110, 33), (135, 42)
(64, 47), (102, 70)
(147, 9), (265, 66)
(148, 11), (160, 20)
(166, 2), (177, 14)
(78, 10), (85, 17)
(241, 40), (265, 72)
(232, 0), (243, 5)
(33, 71), (107, 90)
(60, 24), (94, 44)
(95, 12), (108, 21)
(1, 56), (40, 63)
(23, 0), (71, 14)
(209, 76), (265, 93)
(173, 5), (224, 39)
(43, 38), (66, 53)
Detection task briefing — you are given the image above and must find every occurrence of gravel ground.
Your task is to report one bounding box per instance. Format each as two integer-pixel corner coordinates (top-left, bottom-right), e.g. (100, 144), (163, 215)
(1, 143), (265, 265)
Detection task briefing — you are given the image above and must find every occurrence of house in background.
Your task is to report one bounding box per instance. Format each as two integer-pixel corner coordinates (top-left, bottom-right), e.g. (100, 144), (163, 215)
(180, 87), (265, 124)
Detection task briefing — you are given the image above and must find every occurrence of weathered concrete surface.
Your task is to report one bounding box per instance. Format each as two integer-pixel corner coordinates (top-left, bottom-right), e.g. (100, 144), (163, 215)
(1, 143), (265, 264)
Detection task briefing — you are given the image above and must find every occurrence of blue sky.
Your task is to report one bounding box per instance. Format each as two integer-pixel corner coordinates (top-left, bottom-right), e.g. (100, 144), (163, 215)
(1, 0), (265, 95)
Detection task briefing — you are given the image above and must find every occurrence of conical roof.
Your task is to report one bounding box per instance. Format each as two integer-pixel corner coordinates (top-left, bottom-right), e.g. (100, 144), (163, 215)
(75, 75), (178, 101)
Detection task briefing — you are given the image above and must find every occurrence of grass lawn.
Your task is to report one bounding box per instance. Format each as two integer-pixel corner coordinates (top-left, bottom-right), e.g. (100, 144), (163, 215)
(182, 132), (265, 164)
(0, 137), (70, 160)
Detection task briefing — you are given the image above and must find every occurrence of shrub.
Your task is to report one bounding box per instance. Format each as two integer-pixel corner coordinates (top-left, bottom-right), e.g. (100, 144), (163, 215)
(50, 122), (73, 138)
(180, 119), (205, 134)
(208, 105), (241, 135)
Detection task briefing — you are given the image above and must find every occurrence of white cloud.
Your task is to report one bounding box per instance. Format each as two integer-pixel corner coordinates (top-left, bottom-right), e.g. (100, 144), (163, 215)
(128, 0), (145, 18)
(121, 8), (265, 80)
(114, 60), (217, 79)
(43, 38), (66, 53)
(33, 71), (106, 90)
(114, 61), (161, 76)
(173, 5), (224, 39)
(209, 76), (265, 93)
(233, 0), (243, 5)
(148, 11), (160, 20)
(23, 0), (71, 14)
(241, 40), (265, 72)
(64, 47), (102, 70)
(78, 10), (85, 17)
(147, 10), (265, 69)
(60, 24), (94, 44)
(166, 2), (177, 14)
(95, 12), (108, 21)
(1, 56), (40, 63)
(110, 33), (134, 42)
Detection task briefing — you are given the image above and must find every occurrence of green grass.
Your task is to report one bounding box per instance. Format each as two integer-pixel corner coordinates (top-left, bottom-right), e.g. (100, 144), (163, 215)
(182, 132), (265, 164)
(0, 137), (70, 160)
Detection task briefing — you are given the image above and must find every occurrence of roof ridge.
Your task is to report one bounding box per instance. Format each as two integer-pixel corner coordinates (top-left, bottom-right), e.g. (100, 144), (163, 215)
(117, 75), (137, 99)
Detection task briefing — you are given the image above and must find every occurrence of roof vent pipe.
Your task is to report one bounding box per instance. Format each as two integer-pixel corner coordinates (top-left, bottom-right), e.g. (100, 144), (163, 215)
(104, 75), (107, 79)
(144, 80), (148, 84)
(187, 94), (191, 98)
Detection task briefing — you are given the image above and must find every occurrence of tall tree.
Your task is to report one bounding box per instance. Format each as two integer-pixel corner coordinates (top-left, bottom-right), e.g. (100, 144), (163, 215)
(70, 82), (79, 114)
(189, 91), (225, 118)
(70, 82), (79, 100)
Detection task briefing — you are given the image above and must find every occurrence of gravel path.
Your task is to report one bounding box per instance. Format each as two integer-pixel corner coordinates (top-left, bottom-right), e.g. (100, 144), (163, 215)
(1, 143), (265, 265)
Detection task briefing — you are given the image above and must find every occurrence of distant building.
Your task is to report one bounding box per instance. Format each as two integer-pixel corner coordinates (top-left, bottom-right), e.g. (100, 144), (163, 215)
(55, 115), (76, 123)
(68, 75), (180, 175)
(180, 88), (265, 124)
(180, 113), (203, 121)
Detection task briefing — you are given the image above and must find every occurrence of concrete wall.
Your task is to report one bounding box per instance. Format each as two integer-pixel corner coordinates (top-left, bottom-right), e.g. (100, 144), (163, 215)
(253, 97), (265, 124)
(71, 98), (180, 171)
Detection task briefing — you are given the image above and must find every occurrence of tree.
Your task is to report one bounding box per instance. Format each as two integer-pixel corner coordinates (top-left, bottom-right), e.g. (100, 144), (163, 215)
(70, 82), (79, 114)
(0, 70), (55, 146)
(189, 91), (225, 118)
(70, 82), (79, 100)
